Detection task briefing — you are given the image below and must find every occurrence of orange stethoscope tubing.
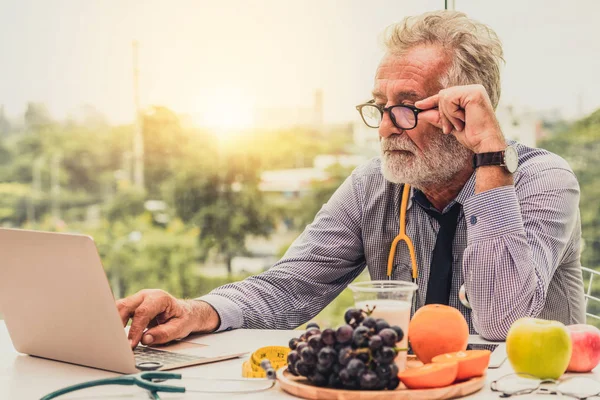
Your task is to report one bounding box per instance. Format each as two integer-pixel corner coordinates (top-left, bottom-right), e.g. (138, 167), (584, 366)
(386, 184), (418, 280)
(385, 184), (472, 310)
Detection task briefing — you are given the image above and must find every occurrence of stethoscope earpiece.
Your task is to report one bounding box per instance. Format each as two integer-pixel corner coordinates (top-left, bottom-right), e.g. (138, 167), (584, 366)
(459, 284), (471, 309)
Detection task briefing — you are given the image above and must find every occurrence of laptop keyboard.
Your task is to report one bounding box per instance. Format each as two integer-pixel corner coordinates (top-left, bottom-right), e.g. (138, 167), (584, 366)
(134, 345), (205, 368)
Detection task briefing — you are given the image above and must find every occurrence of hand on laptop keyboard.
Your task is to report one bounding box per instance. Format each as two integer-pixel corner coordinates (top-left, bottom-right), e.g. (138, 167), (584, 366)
(116, 289), (220, 348)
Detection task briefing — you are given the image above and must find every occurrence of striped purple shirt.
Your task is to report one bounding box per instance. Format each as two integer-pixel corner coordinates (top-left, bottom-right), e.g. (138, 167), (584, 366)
(200, 141), (585, 340)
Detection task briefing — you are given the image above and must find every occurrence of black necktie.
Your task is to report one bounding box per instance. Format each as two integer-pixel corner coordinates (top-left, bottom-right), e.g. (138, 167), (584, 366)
(414, 193), (462, 305)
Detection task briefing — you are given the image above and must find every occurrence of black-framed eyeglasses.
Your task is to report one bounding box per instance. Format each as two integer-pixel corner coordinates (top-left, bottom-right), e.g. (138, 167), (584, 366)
(355, 100), (430, 130)
(491, 373), (600, 399)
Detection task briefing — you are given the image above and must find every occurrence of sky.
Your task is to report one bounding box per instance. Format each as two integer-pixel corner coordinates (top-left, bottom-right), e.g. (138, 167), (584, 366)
(1, 0), (599, 127)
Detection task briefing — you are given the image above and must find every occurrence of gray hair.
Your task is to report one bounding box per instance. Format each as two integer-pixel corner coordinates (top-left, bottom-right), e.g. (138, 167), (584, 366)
(383, 10), (504, 109)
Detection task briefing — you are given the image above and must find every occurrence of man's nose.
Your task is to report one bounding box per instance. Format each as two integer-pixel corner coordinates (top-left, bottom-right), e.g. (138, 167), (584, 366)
(378, 110), (399, 139)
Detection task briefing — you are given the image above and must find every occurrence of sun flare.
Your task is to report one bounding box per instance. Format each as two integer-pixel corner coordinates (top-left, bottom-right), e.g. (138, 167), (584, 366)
(192, 88), (255, 139)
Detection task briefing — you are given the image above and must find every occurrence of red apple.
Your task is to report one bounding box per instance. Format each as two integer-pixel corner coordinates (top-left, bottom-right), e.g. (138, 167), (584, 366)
(567, 324), (600, 372)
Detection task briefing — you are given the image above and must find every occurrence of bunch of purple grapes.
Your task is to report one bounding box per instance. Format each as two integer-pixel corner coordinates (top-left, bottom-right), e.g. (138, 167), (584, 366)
(286, 307), (405, 390)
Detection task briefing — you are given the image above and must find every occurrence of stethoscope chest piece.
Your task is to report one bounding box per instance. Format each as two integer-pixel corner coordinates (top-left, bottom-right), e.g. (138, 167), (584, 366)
(136, 361), (163, 371)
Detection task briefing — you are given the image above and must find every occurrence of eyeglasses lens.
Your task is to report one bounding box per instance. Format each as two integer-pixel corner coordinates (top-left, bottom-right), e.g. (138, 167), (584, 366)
(556, 377), (600, 398)
(493, 374), (542, 396)
(361, 105), (382, 128)
(391, 107), (417, 129)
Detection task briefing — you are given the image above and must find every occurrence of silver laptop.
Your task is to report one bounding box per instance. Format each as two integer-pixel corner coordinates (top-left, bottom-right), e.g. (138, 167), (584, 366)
(0, 228), (246, 374)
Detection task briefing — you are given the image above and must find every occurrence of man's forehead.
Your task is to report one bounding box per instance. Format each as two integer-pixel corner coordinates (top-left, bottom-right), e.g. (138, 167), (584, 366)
(373, 46), (450, 99)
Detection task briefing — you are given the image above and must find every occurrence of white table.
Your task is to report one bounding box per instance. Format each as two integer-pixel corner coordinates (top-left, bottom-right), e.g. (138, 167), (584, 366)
(0, 321), (595, 399)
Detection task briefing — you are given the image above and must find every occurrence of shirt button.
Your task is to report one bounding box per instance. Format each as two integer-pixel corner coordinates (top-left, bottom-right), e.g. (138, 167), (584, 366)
(470, 215), (478, 225)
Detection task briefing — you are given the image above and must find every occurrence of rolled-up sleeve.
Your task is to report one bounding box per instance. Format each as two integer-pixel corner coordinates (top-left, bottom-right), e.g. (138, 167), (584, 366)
(462, 167), (580, 340)
(197, 170), (367, 331)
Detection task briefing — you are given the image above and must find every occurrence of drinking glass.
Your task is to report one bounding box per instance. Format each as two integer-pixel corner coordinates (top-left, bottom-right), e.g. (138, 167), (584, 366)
(348, 280), (417, 372)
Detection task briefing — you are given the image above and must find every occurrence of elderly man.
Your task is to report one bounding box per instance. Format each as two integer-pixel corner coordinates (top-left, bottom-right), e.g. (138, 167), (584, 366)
(117, 10), (585, 346)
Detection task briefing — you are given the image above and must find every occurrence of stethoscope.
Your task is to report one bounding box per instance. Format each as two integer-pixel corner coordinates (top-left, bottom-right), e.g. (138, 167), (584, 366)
(386, 184), (472, 311)
(41, 361), (277, 399)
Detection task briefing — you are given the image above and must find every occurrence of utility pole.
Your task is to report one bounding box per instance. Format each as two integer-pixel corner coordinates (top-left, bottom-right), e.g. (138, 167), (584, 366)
(51, 152), (61, 222)
(313, 89), (323, 131)
(132, 41), (144, 190)
(29, 156), (44, 225)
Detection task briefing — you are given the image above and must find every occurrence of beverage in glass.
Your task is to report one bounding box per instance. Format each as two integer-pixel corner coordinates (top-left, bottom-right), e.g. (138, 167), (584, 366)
(348, 280), (417, 372)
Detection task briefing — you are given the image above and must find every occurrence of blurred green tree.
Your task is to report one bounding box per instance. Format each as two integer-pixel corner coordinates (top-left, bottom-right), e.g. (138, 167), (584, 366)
(0, 106), (10, 136)
(292, 163), (354, 229)
(539, 108), (600, 324)
(142, 106), (190, 197)
(24, 102), (53, 130)
(166, 147), (274, 275)
(539, 108), (600, 270)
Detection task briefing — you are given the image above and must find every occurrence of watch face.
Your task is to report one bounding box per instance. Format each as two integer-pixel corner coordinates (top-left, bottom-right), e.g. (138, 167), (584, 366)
(504, 146), (518, 173)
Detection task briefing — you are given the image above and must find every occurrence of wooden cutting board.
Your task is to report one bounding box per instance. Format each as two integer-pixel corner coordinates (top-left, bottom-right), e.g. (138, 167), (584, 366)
(276, 356), (486, 400)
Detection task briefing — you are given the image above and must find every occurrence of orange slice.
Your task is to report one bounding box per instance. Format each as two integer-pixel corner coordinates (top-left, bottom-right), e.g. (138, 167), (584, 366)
(432, 350), (491, 381)
(398, 361), (458, 389)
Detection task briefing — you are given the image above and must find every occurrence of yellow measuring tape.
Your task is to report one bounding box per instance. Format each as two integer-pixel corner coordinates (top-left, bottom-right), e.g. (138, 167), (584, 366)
(241, 346), (290, 378)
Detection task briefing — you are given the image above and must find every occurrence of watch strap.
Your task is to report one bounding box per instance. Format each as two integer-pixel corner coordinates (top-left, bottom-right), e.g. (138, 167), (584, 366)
(472, 151), (505, 169)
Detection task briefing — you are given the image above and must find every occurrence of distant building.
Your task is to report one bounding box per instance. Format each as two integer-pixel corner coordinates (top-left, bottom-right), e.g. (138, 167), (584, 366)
(259, 154), (369, 196)
(313, 154), (369, 170)
(351, 120), (380, 157)
(496, 104), (547, 148)
(259, 168), (328, 196)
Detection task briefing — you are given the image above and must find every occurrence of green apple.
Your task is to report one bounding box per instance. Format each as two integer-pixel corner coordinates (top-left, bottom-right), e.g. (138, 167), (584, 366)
(506, 317), (572, 379)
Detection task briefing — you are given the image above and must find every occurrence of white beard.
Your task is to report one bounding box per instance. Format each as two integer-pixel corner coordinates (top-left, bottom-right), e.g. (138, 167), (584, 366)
(380, 132), (472, 189)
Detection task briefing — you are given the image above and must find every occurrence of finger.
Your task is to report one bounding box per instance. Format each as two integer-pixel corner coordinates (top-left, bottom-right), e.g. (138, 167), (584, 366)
(143, 320), (186, 345)
(116, 292), (146, 327)
(116, 300), (131, 327)
(128, 296), (170, 348)
(414, 94), (439, 110)
(451, 106), (466, 124)
(438, 108), (452, 135)
(418, 109), (442, 129)
(445, 99), (466, 131)
(439, 101), (463, 133)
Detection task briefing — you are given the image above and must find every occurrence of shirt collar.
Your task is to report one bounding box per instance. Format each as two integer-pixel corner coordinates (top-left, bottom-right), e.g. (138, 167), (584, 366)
(404, 171), (476, 213)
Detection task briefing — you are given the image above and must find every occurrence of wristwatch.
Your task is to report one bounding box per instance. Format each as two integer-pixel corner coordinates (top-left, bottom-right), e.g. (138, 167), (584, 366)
(472, 145), (518, 173)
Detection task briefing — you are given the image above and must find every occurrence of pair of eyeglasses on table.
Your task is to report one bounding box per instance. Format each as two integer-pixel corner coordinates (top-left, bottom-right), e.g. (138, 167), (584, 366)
(41, 361), (278, 400)
(491, 373), (600, 399)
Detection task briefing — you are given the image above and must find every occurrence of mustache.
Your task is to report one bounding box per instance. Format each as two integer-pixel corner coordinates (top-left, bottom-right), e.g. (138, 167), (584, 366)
(380, 135), (417, 152)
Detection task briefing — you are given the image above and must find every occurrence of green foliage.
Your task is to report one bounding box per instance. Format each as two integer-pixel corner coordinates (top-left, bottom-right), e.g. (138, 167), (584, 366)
(0, 183), (31, 223)
(300, 271), (369, 329)
(239, 125), (353, 170)
(0, 103), (318, 281)
(166, 148), (275, 275)
(85, 216), (199, 298)
(300, 163), (354, 227)
(104, 187), (147, 222)
(539, 109), (600, 271)
(539, 109), (600, 324)
(0, 106), (10, 136)
(142, 106), (191, 197)
(274, 163), (353, 232)
(24, 102), (53, 130)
